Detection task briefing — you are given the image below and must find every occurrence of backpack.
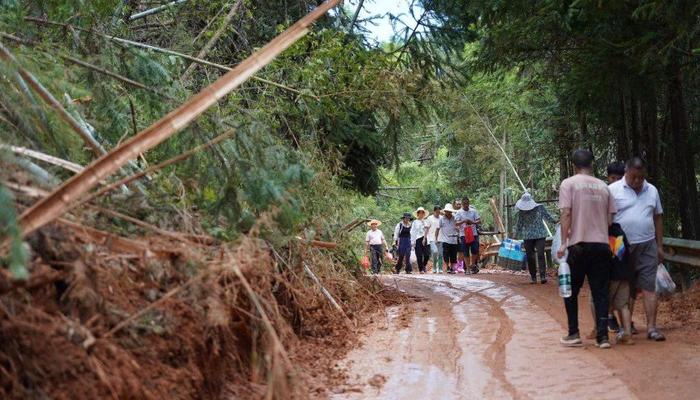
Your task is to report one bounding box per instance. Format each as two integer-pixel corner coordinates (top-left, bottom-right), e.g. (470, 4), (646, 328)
(608, 223), (633, 281)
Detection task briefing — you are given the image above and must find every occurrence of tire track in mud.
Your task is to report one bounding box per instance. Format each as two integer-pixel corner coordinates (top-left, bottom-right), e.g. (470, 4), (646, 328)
(385, 276), (466, 394)
(470, 291), (527, 400)
(423, 277), (527, 400)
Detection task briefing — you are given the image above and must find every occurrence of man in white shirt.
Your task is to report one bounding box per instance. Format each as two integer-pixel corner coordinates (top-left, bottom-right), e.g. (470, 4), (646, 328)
(436, 203), (460, 274)
(609, 157), (666, 341)
(456, 196), (481, 274)
(424, 206), (443, 273)
(365, 220), (388, 274)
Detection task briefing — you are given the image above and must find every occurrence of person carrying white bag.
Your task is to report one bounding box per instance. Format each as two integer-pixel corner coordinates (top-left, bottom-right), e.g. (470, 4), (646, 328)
(609, 157), (667, 342)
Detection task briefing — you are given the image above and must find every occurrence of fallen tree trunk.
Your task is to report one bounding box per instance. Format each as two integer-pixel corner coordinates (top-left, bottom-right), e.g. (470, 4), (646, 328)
(16, 0), (341, 238)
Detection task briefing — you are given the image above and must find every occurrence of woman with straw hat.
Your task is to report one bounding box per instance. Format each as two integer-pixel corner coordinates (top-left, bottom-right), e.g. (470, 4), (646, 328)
(365, 219), (388, 274)
(515, 192), (557, 284)
(411, 207), (430, 273)
(436, 203), (459, 274)
(393, 212), (414, 274)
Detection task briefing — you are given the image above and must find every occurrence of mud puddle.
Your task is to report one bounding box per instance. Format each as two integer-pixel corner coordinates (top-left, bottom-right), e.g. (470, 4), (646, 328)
(332, 274), (637, 400)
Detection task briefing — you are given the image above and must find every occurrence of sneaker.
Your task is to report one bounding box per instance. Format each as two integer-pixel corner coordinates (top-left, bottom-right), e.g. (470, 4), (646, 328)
(560, 333), (583, 347)
(530, 278), (537, 285)
(540, 279), (547, 284)
(470, 265), (479, 274)
(608, 316), (620, 333)
(616, 331), (634, 345)
(596, 339), (612, 349)
(631, 322), (639, 335)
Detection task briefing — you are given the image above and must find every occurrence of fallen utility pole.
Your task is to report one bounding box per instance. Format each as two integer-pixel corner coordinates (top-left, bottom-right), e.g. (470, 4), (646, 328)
(128, 0), (187, 21)
(17, 0), (341, 238)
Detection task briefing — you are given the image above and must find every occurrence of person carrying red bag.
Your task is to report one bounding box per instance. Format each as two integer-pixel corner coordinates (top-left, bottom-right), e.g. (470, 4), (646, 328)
(365, 220), (388, 275)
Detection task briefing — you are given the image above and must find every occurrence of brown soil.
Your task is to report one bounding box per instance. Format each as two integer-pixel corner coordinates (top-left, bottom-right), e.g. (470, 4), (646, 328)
(0, 220), (407, 400)
(331, 268), (700, 400)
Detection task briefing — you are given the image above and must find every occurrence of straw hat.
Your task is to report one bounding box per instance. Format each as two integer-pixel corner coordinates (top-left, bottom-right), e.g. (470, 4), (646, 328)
(443, 203), (457, 213)
(515, 192), (539, 211)
(367, 219), (382, 227)
(415, 207), (426, 217)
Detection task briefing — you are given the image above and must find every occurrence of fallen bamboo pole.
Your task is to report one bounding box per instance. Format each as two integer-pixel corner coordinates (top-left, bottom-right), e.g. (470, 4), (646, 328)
(60, 54), (174, 99)
(128, 0), (187, 21)
(77, 129), (234, 206)
(467, 98), (552, 237)
(0, 32), (171, 99)
(17, 0), (341, 238)
(23, 17), (316, 99)
(0, 144), (84, 173)
(296, 236), (338, 249)
(181, 0), (244, 81)
(103, 273), (200, 338)
(0, 43), (106, 157)
(303, 262), (344, 313)
(86, 204), (215, 246)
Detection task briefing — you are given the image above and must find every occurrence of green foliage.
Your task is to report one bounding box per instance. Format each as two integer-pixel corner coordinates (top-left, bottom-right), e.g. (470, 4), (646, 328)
(0, 182), (28, 280)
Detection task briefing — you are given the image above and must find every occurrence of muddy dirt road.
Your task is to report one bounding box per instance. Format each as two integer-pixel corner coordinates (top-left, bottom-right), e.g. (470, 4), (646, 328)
(332, 272), (700, 400)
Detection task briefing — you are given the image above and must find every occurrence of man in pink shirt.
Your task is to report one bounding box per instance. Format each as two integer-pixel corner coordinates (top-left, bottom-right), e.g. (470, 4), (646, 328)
(557, 149), (617, 349)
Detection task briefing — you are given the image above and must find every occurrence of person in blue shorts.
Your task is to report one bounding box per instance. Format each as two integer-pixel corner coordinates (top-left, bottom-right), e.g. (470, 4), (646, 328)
(455, 196), (481, 274)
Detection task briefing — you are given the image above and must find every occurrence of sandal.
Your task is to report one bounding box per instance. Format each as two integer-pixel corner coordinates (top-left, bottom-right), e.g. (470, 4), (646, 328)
(647, 330), (666, 342)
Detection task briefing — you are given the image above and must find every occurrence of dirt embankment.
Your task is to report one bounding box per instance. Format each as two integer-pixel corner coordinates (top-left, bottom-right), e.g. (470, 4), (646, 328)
(0, 222), (406, 399)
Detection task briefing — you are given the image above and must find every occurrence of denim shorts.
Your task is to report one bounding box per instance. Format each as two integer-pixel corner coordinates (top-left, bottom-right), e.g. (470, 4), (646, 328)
(458, 236), (480, 256)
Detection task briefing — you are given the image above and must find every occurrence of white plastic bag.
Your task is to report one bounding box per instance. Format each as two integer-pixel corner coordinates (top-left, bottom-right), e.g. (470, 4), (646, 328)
(655, 263), (676, 296)
(410, 249), (417, 265)
(551, 224), (567, 264)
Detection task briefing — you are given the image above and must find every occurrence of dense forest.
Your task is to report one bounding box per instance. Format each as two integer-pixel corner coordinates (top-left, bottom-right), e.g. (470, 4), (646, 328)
(0, 0), (699, 398)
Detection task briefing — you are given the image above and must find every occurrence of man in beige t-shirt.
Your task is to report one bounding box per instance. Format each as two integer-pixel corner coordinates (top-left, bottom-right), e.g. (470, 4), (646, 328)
(557, 149), (617, 349)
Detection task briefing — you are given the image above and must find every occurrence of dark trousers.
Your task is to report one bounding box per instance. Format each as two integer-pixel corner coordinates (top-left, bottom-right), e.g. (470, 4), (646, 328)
(414, 238), (429, 272)
(396, 237), (412, 273)
(370, 244), (384, 274)
(565, 243), (611, 342)
(524, 238), (547, 280)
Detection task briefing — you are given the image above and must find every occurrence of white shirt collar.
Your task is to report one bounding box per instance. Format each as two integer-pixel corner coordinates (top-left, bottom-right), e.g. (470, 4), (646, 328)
(622, 178), (649, 193)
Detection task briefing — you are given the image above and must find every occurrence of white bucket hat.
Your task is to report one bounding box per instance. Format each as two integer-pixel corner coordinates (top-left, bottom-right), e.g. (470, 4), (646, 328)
(443, 203), (457, 213)
(414, 207), (426, 217)
(515, 192), (539, 211)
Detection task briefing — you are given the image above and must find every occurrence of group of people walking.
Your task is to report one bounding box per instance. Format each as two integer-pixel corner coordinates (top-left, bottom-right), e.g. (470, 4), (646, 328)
(365, 149), (667, 347)
(364, 197), (482, 275)
(558, 150), (666, 348)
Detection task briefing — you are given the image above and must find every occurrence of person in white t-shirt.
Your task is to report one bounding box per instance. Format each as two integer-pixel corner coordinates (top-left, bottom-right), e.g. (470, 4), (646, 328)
(424, 206), (444, 273)
(609, 157), (666, 342)
(365, 219), (388, 274)
(455, 196), (481, 274)
(411, 207), (429, 273)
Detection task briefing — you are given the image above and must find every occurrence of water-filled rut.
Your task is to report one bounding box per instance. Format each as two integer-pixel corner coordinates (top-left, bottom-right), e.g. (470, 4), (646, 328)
(332, 274), (637, 400)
